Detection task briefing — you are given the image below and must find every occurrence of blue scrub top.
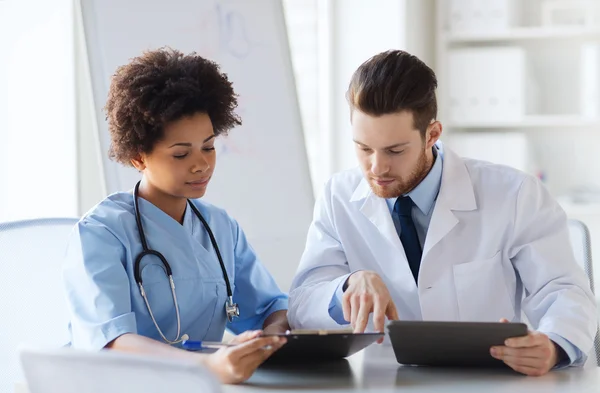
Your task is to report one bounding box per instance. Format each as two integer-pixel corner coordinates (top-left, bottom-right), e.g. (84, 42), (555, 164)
(63, 192), (288, 350)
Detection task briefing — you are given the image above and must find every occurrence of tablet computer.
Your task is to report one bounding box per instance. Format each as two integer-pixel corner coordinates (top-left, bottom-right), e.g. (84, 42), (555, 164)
(387, 321), (528, 367)
(263, 329), (384, 363)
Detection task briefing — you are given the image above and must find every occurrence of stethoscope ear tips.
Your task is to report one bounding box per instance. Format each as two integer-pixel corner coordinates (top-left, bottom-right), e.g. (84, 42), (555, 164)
(181, 334), (189, 341)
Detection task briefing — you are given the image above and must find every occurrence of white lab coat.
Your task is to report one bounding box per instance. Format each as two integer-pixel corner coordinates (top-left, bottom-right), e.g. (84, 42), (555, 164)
(288, 145), (597, 359)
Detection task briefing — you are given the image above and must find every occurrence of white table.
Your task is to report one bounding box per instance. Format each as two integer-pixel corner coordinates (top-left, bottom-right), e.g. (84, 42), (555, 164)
(227, 344), (600, 393)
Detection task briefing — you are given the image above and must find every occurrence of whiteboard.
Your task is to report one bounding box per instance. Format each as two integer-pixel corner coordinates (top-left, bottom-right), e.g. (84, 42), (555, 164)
(79, 0), (314, 290)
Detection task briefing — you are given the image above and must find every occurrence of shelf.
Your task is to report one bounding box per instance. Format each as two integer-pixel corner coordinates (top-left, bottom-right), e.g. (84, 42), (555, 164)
(447, 115), (600, 129)
(445, 26), (600, 44)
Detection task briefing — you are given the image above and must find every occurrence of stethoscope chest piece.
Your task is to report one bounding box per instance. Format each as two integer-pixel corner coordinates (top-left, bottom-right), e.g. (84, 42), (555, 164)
(226, 296), (240, 322)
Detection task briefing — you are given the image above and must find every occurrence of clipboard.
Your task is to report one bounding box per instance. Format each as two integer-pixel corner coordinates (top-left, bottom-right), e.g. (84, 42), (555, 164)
(262, 329), (384, 363)
(387, 321), (528, 367)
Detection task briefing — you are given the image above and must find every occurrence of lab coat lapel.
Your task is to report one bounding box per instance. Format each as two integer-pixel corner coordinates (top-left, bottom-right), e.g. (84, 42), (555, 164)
(422, 148), (477, 258)
(422, 201), (458, 259)
(351, 179), (418, 295)
(360, 193), (404, 254)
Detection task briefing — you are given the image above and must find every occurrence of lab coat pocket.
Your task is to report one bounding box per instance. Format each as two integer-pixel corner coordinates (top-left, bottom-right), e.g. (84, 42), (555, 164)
(453, 252), (515, 322)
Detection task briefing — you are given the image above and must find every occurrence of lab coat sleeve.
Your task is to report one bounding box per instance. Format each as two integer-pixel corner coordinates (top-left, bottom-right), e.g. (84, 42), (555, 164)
(226, 220), (288, 334)
(62, 220), (137, 350)
(288, 179), (353, 329)
(509, 176), (597, 366)
(546, 333), (582, 368)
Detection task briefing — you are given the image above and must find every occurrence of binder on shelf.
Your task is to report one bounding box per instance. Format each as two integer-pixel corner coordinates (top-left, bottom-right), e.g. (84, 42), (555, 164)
(448, 0), (516, 34)
(541, 0), (600, 28)
(448, 47), (526, 124)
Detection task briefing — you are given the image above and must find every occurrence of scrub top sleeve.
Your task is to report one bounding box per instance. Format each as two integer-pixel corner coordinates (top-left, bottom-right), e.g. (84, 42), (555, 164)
(63, 220), (137, 350)
(226, 219), (288, 334)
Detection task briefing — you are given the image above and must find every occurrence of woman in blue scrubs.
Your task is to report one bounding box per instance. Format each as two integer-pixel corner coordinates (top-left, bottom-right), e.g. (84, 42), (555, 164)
(63, 48), (288, 384)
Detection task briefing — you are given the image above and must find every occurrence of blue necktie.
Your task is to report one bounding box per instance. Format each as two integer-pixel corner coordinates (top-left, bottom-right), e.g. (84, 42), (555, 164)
(393, 196), (422, 283)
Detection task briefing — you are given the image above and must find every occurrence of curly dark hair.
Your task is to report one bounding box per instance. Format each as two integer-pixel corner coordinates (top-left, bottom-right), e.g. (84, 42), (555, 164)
(105, 47), (242, 165)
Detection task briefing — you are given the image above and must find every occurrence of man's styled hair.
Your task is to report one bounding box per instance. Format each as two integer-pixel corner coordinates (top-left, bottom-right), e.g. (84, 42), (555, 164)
(346, 50), (438, 137)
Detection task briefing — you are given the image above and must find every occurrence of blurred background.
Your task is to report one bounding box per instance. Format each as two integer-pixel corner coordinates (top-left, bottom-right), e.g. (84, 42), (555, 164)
(1, 0), (600, 281)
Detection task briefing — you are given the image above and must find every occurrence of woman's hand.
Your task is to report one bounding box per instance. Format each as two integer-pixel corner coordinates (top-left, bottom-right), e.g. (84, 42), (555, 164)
(203, 330), (286, 384)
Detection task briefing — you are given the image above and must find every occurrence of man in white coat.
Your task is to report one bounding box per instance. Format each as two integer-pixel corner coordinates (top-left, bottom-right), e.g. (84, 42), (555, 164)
(288, 50), (597, 376)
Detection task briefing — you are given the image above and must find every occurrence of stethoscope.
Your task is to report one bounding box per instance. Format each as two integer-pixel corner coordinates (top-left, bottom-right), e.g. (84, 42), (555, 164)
(132, 181), (240, 345)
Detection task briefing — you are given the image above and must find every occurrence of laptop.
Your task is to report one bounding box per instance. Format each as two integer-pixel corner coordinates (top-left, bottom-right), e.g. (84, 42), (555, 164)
(387, 321), (528, 367)
(20, 348), (221, 393)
